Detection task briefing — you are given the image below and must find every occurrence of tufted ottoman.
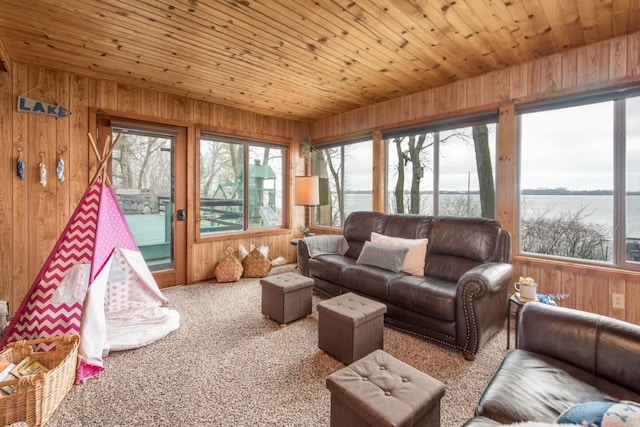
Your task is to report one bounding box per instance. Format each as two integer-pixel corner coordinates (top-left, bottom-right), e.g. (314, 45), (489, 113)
(260, 272), (314, 325)
(317, 292), (387, 365)
(326, 349), (445, 427)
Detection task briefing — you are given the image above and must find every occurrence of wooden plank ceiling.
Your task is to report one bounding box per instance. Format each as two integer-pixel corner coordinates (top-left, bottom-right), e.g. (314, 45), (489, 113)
(0, 0), (638, 120)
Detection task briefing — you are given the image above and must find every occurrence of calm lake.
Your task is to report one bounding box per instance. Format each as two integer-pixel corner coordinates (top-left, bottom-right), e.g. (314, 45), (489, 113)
(343, 193), (640, 237)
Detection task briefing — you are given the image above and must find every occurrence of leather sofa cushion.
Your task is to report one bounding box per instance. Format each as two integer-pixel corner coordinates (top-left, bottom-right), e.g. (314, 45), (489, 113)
(519, 303), (640, 394)
(425, 217), (500, 282)
(378, 214), (432, 239)
(309, 254), (356, 285)
(341, 265), (399, 300)
(343, 211), (387, 259)
(387, 275), (456, 322)
(424, 253), (482, 283)
(475, 350), (640, 424)
(428, 217), (500, 262)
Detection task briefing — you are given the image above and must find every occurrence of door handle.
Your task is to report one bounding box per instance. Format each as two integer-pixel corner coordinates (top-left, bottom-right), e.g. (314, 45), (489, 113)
(177, 209), (186, 221)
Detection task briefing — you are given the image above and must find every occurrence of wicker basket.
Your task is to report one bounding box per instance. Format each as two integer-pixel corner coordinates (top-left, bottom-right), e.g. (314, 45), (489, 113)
(0, 335), (80, 427)
(215, 247), (243, 283)
(242, 243), (272, 278)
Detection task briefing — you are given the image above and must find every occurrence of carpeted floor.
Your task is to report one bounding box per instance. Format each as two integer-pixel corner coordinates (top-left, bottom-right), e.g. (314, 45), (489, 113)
(47, 265), (509, 427)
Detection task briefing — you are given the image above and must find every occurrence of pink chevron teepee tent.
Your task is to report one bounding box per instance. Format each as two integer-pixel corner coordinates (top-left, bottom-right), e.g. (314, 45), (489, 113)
(0, 134), (180, 384)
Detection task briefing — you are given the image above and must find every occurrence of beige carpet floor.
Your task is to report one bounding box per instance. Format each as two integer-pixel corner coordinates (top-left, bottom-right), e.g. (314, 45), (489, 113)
(47, 265), (509, 427)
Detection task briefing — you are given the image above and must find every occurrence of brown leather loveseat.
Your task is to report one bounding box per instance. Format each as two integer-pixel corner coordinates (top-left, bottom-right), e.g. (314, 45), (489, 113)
(463, 302), (640, 425)
(297, 211), (514, 360)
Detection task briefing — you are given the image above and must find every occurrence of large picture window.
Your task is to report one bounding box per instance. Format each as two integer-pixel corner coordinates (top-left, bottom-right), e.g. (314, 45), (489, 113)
(518, 92), (640, 266)
(199, 134), (285, 235)
(312, 139), (373, 228)
(385, 119), (497, 218)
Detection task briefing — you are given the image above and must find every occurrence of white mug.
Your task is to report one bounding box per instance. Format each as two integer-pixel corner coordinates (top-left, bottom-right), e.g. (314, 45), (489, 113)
(514, 282), (537, 300)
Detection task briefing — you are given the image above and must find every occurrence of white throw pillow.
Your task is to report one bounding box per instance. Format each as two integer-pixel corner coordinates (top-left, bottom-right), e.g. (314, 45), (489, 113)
(370, 232), (428, 276)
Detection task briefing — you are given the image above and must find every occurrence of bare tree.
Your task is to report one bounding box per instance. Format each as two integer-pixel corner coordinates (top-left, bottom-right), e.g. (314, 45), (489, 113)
(392, 137), (406, 213)
(521, 203), (610, 261)
(390, 126), (495, 217)
(135, 137), (165, 189)
(473, 125), (495, 218)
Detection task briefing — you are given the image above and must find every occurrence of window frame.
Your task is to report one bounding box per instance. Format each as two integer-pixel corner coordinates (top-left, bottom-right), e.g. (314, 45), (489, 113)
(196, 130), (289, 241)
(515, 87), (640, 270)
(382, 112), (499, 218)
(311, 136), (374, 229)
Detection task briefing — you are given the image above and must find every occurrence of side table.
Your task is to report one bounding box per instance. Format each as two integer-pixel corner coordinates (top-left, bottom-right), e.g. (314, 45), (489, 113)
(506, 293), (535, 349)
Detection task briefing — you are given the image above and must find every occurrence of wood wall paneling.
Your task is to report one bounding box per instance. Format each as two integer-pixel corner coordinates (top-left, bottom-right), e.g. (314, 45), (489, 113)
(28, 66), (58, 281)
(0, 66), (12, 311)
(541, 53), (563, 94)
(610, 38), (628, 80)
(69, 74), (91, 206)
(56, 71), (71, 235)
(1, 61), (301, 314)
(309, 32), (640, 323)
(12, 62), (28, 317)
(3, 31), (640, 320)
(561, 49), (579, 89)
(629, 32), (640, 77)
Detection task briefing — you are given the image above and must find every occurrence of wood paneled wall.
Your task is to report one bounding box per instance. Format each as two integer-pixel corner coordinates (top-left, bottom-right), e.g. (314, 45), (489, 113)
(0, 62), (306, 317)
(3, 31), (640, 322)
(310, 31), (640, 322)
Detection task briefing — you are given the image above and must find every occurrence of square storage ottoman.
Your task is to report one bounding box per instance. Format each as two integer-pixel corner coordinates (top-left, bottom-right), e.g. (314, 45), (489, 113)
(326, 349), (445, 427)
(260, 272), (314, 325)
(317, 292), (387, 365)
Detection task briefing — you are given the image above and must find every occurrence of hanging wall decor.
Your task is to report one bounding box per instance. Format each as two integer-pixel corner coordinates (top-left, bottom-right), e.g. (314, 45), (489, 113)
(57, 150), (65, 183)
(16, 147), (25, 180)
(18, 96), (71, 119)
(39, 153), (47, 187)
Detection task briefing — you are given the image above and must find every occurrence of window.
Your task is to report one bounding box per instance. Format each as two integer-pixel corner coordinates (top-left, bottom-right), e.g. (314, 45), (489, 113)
(312, 139), (373, 228)
(385, 119), (497, 218)
(519, 92), (640, 266)
(626, 96), (640, 263)
(199, 134), (285, 235)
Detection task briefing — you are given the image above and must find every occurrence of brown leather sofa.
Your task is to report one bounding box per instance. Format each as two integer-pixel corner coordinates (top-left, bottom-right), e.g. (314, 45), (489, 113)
(463, 302), (640, 425)
(297, 211), (514, 360)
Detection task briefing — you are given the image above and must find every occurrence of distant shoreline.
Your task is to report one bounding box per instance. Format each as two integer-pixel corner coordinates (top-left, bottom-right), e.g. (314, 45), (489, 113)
(344, 189), (640, 196)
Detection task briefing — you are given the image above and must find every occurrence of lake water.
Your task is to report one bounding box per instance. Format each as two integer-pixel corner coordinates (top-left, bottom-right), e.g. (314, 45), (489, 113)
(342, 193), (640, 237)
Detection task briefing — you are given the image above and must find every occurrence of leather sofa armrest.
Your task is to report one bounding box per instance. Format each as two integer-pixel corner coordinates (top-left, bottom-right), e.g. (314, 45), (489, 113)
(457, 262), (514, 297)
(518, 303), (600, 373)
(455, 262), (514, 359)
(296, 234), (348, 276)
(297, 239), (311, 277)
(519, 303), (640, 393)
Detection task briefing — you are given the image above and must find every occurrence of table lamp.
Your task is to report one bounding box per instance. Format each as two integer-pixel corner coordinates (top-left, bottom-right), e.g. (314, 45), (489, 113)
(295, 176), (320, 234)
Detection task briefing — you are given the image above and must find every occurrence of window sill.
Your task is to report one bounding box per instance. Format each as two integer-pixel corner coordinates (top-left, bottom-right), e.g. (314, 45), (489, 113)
(195, 228), (291, 244)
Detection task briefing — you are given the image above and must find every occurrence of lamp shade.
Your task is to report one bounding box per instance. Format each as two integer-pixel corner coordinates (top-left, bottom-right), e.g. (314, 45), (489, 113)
(295, 176), (320, 206)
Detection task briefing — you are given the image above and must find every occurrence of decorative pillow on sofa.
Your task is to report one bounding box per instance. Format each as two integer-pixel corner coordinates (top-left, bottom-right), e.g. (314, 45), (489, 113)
(356, 241), (409, 273)
(370, 232), (428, 276)
(556, 401), (640, 426)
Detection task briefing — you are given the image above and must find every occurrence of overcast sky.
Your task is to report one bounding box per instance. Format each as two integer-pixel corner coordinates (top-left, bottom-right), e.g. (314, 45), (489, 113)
(325, 95), (640, 192)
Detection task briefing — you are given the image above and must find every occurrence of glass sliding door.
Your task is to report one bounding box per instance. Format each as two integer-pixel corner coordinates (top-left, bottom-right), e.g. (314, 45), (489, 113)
(111, 126), (176, 270)
(97, 115), (188, 287)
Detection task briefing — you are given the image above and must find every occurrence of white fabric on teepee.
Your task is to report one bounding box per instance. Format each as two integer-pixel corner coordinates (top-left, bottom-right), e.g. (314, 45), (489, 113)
(0, 178), (180, 384)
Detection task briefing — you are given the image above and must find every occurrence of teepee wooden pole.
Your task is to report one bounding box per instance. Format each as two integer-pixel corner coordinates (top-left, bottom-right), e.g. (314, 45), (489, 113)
(88, 132), (121, 186)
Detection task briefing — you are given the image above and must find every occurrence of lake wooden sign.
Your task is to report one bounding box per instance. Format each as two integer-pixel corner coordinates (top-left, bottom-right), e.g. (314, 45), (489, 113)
(17, 96), (71, 119)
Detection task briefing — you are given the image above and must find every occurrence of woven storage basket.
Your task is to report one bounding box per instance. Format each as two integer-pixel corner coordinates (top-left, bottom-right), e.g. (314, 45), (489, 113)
(0, 335), (80, 427)
(242, 243), (271, 278)
(215, 247), (243, 283)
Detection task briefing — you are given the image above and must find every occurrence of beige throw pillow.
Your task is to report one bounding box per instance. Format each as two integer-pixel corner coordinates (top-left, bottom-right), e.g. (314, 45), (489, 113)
(370, 232), (428, 276)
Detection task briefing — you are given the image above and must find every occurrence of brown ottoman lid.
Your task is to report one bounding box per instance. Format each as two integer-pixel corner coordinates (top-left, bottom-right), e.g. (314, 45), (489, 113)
(317, 292), (387, 327)
(260, 272), (314, 294)
(326, 349), (445, 427)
